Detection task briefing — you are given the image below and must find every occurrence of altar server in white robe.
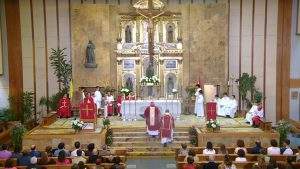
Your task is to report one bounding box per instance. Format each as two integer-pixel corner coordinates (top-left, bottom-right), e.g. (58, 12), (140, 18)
(213, 95), (221, 115)
(245, 103), (264, 126)
(218, 93), (231, 117)
(194, 89), (204, 117)
(227, 95), (238, 118)
(94, 86), (102, 114)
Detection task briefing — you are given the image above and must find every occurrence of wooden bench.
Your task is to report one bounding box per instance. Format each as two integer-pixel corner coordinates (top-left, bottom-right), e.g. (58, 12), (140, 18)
(176, 161), (255, 169)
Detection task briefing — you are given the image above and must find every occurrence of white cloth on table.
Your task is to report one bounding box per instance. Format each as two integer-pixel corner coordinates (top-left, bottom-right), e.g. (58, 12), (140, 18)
(218, 96), (231, 117)
(94, 90), (102, 110)
(121, 100), (181, 120)
(161, 129), (173, 144)
(194, 92), (204, 117)
(245, 105), (264, 125)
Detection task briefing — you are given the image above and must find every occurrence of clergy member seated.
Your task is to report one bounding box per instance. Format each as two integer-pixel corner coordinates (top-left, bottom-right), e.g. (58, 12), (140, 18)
(57, 94), (71, 118)
(79, 92), (97, 121)
(218, 93), (231, 117)
(227, 95), (238, 118)
(245, 102), (264, 127)
(144, 102), (161, 137)
(160, 109), (175, 147)
(105, 92), (115, 116)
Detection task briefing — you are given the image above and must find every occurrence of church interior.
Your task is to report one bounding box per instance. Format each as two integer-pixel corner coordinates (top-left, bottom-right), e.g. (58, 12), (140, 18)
(1, 0), (300, 168)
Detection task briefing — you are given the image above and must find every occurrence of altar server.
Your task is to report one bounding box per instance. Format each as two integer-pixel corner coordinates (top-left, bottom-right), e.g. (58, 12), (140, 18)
(213, 95), (221, 115)
(227, 95), (238, 118)
(144, 102), (161, 137)
(245, 102), (264, 126)
(94, 86), (102, 114)
(105, 92), (115, 116)
(194, 89), (204, 117)
(218, 93), (231, 117)
(160, 109), (175, 147)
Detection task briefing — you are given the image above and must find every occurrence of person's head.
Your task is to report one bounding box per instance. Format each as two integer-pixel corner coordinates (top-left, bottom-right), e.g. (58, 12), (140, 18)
(4, 158), (14, 168)
(219, 144), (227, 154)
(74, 141), (81, 149)
(283, 139), (290, 147)
(96, 86), (100, 90)
(71, 164), (79, 169)
(215, 95), (219, 98)
(1, 144), (8, 150)
(237, 149), (245, 158)
(188, 150), (195, 157)
(63, 93), (67, 98)
(224, 154), (232, 166)
(107, 91), (111, 95)
(58, 151), (66, 162)
(237, 139), (245, 148)
(165, 109), (170, 114)
(40, 152), (49, 162)
(231, 95), (235, 99)
(181, 143), (187, 150)
(187, 156), (194, 164)
(58, 142), (65, 150)
(113, 156), (121, 164)
(257, 102), (263, 109)
(87, 143), (95, 152)
(78, 161), (86, 169)
(102, 144), (108, 150)
(255, 140), (262, 148)
(270, 139), (278, 147)
(30, 156), (38, 165)
(150, 102), (155, 107)
(31, 145), (36, 151)
(206, 141), (213, 150)
(199, 90), (203, 94)
(76, 150), (83, 157)
(223, 92), (228, 97)
(208, 155), (215, 162)
(87, 92), (91, 97)
(45, 146), (52, 155)
(196, 84), (201, 88)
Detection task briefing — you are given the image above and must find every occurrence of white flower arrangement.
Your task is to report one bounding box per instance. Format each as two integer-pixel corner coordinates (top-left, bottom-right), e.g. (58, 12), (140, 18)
(120, 87), (130, 96)
(71, 119), (85, 131)
(140, 75), (160, 86)
(206, 119), (220, 130)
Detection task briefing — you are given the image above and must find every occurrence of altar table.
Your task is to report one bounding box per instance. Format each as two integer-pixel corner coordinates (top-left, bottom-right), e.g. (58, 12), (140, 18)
(120, 100), (181, 121)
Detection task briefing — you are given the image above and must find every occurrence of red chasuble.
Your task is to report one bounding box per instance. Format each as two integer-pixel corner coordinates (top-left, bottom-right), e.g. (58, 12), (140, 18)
(57, 97), (71, 118)
(80, 96), (96, 120)
(160, 113), (175, 138)
(144, 105), (161, 131)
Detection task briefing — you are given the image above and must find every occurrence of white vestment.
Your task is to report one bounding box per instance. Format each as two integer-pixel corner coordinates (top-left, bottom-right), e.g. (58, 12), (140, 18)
(218, 96), (231, 117)
(194, 92), (204, 117)
(227, 99), (238, 118)
(245, 105), (264, 125)
(94, 90), (102, 110)
(213, 98), (221, 116)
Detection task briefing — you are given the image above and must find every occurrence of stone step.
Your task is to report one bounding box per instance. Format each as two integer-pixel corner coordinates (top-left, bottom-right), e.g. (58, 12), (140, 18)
(112, 136), (190, 142)
(112, 146), (183, 151)
(113, 131), (189, 137)
(127, 151), (175, 156)
(111, 127), (189, 132)
(111, 140), (189, 147)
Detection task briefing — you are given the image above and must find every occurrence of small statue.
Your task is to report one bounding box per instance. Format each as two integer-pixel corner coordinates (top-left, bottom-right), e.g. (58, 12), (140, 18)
(167, 77), (174, 95)
(146, 65), (154, 77)
(125, 77), (134, 92)
(85, 40), (97, 68)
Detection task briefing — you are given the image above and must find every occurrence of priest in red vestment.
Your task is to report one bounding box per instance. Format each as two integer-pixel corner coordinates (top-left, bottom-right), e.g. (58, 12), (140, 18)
(144, 102), (161, 137)
(57, 94), (71, 118)
(80, 92), (97, 120)
(160, 109), (175, 146)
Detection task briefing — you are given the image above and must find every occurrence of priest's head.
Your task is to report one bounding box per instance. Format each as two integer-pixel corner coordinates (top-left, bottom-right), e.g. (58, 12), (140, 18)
(150, 102), (155, 107)
(165, 109), (170, 114)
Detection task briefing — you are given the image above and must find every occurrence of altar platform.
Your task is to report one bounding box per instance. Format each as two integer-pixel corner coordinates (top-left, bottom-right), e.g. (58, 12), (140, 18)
(22, 115), (279, 153)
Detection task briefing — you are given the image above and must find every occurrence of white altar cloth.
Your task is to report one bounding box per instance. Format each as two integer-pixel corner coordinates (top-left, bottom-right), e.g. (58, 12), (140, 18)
(120, 99), (181, 121)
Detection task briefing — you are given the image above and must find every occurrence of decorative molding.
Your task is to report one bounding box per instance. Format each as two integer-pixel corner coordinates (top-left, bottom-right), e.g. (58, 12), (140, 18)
(290, 79), (300, 88)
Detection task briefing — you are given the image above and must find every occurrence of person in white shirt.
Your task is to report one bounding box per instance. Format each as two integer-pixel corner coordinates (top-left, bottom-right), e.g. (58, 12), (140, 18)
(94, 86), (102, 115)
(72, 150), (86, 164)
(267, 139), (281, 155)
(70, 141), (85, 157)
(194, 89), (204, 117)
(281, 139), (294, 155)
(227, 95), (238, 118)
(218, 93), (231, 117)
(234, 139), (247, 154)
(245, 103), (264, 126)
(203, 141), (216, 155)
(235, 149), (247, 162)
(213, 95), (221, 115)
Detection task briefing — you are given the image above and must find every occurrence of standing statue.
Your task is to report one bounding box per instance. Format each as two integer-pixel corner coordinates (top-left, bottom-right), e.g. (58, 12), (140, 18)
(146, 65), (155, 77)
(125, 77), (134, 92)
(125, 26), (132, 43)
(167, 77), (174, 95)
(85, 40), (97, 68)
(167, 25), (174, 43)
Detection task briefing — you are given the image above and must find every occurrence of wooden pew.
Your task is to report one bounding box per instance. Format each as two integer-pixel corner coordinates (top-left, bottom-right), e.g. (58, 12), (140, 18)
(177, 161), (255, 169)
(3, 163), (126, 169)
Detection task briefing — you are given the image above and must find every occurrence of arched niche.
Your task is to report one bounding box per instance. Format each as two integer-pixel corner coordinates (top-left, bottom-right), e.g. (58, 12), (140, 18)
(166, 23), (175, 43)
(141, 56), (159, 77)
(125, 25), (133, 43)
(123, 73), (136, 92)
(165, 72), (177, 95)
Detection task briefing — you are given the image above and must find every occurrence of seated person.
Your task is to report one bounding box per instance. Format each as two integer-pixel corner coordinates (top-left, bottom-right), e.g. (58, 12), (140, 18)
(98, 144), (111, 156)
(4, 158), (17, 169)
(178, 143), (189, 156)
(38, 152), (55, 165)
(72, 150), (86, 164)
(17, 150), (31, 166)
(245, 102), (264, 127)
(29, 145), (41, 157)
(267, 139), (281, 155)
(203, 155), (218, 169)
(203, 141), (216, 155)
(234, 139), (247, 154)
(11, 147), (22, 159)
(218, 154), (236, 169)
(71, 141), (85, 157)
(0, 144), (12, 159)
(251, 141), (263, 154)
(296, 146), (300, 162)
(182, 156), (196, 169)
(111, 156), (122, 169)
(281, 139), (293, 155)
(184, 150), (199, 163)
(235, 149), (247, 162)
(56, 151), (71, 165)
(267, 157), (279, 169)
(218, 144), (228, 154)
(26, 157), (41, 169)
(85, 143), (96, 157)
(53, 142), (70, 157)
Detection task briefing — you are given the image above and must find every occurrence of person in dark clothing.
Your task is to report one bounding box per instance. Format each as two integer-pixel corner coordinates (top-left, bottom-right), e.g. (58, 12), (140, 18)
(111, 156), (122, 169)
(251, 141), (263, 154)
(29, 145), (41, 157)
(203, 155), (218, 169)
(17, 150), (31, 166)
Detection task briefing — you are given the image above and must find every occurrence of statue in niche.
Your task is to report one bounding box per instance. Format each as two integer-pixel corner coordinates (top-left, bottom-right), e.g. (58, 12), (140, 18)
(167, 76), (175, 95)
(125, 77), (134, 91)
(167, 25), (174, 43)
(146, 65), (154, 77)
(125, 25), (132, 43)
(85, 40), (97, 68)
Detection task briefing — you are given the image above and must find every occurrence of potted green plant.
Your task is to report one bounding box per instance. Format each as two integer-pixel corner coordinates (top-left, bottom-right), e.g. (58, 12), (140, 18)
(237, 73), (257, 110)
(102, 118), (111, 129)
(105, 127), (113, 146)
(11, 123), (27, 150)
(189, 126), (198, 146)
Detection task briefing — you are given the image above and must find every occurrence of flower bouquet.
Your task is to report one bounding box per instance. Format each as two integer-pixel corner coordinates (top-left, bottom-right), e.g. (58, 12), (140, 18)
(140, 75), (160, 86)
(120, 87), (130, 96)
(206, 119), (220, 132)
(71, 119), (85, 132)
